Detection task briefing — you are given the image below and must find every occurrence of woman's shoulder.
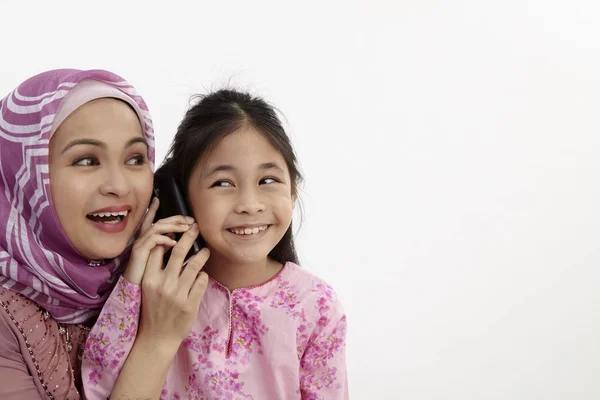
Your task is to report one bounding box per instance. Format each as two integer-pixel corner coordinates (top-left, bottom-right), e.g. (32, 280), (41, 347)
(0, 287), (47, 371)
(0, 287), (43, 337)
(0, 288), (22, 345)
(0, 287), (59, 355)
(0, 286), (84, 398)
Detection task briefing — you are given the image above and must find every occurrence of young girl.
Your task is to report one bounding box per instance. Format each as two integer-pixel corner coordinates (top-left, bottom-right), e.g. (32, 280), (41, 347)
(82, 89), (348, 399)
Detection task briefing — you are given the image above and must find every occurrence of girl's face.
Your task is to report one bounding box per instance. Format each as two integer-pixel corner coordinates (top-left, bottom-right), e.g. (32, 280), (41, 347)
(187, 125), (294, 267)
(49, 98), (153, 260)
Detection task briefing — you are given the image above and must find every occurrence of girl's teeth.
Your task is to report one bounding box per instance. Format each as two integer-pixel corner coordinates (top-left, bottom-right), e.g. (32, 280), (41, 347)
(231, 226), (268, 235)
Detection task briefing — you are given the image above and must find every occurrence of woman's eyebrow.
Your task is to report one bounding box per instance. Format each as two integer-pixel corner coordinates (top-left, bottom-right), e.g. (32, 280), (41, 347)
(61, 136), (148, 154)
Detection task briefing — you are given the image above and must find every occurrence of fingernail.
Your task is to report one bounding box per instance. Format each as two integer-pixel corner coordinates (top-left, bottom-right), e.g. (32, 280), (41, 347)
(191, 223), (199, 231)
(185, 216), (194, 224)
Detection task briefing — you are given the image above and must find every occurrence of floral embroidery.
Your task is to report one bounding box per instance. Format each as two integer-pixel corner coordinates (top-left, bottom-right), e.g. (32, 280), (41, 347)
(184, 368), (253, 400)
(269, 279), (300, 317)
(296, 283), (337, 362)
(161, 388), (181, 400)
(184, 373), (204, 400)
(204, 368), (254, 400)
(227, 290), (268, 365)
(87, 368), (102, 386)
(269, 279), (319, 359)
(299, 366), (340, 400)
(299, 316), (347, 398)
(296, 311), (311, 360)
(185, 326), (223, 370)
(115, 279), (140, 307)
(302, 316), (346, 369)
(313, 283), (336, 327)
(298, 284), (347, 398)
(83, 279), (141, 385)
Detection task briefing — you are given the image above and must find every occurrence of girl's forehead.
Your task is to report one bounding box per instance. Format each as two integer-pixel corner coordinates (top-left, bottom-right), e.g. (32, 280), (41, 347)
(196, 129), (290, 179)
(207, 127), (285, 162)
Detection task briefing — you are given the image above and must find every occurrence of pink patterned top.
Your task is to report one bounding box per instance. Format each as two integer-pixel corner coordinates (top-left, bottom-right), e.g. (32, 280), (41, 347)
(81, 262), (348, 399)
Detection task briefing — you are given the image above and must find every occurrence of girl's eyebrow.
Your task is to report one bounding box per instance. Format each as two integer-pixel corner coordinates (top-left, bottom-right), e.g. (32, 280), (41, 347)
(203, 162), (285, 178)
(61, 137), (148, 154)
(259, 162), (285, 174)
(203, 164), (234, 178)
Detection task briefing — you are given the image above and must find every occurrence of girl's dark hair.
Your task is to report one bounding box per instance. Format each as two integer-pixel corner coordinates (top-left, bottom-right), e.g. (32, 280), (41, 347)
(158, 89), (302, 264)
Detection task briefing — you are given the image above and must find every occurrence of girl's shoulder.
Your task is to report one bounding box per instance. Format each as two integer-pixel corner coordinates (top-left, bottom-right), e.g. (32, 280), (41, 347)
(281, 261), (336, 284)
(277, 262), (345, 313)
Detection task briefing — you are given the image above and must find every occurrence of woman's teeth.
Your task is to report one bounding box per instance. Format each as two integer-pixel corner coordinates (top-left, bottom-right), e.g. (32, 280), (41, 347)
(229, 225), (268, 235)
(89, 211), (129, 218)
(87, 210), (129, 224)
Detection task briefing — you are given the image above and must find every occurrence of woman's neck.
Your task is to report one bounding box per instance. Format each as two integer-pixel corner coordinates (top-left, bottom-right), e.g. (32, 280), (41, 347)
(204, 255), (283, 291)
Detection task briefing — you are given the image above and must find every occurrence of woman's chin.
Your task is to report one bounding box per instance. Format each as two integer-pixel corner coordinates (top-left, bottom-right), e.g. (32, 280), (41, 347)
(80, 244), (128, 263)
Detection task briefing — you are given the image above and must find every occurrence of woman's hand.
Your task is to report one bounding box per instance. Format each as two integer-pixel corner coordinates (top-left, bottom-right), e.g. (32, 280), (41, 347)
(137, 222), (210, 351)
(124, 197), (194, 285)
(108, 201), (209, 400)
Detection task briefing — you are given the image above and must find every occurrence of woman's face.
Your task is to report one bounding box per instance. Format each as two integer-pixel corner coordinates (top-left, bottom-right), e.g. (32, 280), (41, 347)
(48, 98), (153, 260)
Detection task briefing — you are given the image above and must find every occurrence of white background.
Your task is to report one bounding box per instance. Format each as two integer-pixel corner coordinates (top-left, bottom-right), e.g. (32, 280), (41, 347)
(1, 0), (599, 398)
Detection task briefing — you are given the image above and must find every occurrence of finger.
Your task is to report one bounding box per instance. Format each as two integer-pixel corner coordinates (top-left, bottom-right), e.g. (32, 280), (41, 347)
(139, 196), (160, 235)
(141, 222), (192, 240)
(134, 230), (178, 252)
(125, 234), (176, 284)
(189, 271), (209, 304)
(131, 235), (177, 267)
(179, 247), (210, 294)
(154, 215), (195, 227)
(145, 242), (169, 279)
(164, 223), (200, 278)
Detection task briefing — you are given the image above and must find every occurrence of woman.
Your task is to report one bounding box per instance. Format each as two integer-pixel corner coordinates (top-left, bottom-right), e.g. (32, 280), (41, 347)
(0, 68), (157, 399)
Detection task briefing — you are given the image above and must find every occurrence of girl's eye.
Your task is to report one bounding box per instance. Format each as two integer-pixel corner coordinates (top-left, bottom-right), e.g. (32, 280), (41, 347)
(126, 155), (146, 166)
(260, 177), (279, 185)
(211, 180), (233, 188)
(72, 157), (99, 167)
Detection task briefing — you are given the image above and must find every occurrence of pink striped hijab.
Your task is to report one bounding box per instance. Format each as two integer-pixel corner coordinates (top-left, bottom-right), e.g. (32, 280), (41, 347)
(0, 69), (155, 323)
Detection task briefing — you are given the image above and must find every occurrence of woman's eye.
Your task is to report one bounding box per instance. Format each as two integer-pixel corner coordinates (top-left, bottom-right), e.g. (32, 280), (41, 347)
(211, 180), (233, 188)
(72, 157), (99, 167)
(126, 155), (146, 165)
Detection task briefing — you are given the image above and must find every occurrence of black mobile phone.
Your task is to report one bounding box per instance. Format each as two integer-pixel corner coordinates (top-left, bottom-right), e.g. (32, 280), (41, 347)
(152, 169), (203, 266)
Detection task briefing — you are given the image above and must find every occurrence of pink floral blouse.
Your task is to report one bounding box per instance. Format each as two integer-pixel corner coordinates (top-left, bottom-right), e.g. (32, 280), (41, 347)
(81, 262), (348, 400)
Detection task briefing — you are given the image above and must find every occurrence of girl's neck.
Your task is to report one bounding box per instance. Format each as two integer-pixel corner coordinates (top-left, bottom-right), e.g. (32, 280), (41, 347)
(204, 255), (283, 291)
